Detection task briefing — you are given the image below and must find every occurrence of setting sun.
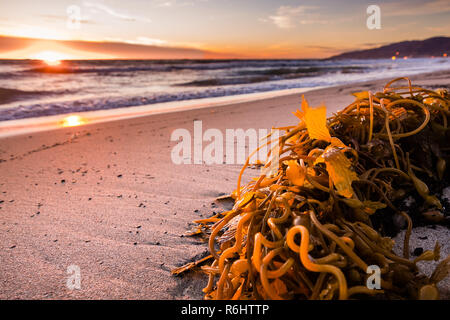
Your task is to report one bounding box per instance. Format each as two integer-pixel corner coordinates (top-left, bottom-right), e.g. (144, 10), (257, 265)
(30, 51), (68, 66)
(44, 59), (61, 66)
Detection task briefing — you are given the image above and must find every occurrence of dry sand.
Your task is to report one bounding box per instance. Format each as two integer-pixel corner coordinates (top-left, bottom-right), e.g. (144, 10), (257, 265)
(0, 70), (449, 299)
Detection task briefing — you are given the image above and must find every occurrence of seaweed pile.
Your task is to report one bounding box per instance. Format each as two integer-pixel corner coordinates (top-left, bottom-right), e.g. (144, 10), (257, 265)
(172, 78), (450, 300)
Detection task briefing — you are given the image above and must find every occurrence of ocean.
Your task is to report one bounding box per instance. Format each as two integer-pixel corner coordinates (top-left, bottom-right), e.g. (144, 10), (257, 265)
(0, 58), (449, 121)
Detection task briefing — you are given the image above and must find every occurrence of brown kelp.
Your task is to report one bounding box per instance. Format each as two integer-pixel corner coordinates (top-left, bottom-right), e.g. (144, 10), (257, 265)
(173, 77), (450, 300)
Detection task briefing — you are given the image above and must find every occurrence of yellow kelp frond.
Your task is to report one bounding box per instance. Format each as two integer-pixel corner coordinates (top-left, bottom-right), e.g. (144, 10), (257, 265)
(285, 160), (306, 186)
(342, 198), (387, 215)
(315, 146), (358, 198)
(293, 95), (331, 142)
(352, 91), (370, 100)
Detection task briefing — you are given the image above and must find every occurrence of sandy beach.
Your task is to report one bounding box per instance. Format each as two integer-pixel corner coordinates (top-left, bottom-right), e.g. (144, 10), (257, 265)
(1, 70), (449, 300)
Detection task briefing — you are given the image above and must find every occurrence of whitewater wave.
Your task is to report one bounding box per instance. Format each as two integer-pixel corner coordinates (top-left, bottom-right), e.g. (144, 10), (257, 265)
(0, 57), (448, 121)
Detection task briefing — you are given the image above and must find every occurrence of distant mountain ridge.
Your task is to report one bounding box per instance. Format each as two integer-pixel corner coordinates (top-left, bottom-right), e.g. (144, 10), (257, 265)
(329, 37), (450, 60)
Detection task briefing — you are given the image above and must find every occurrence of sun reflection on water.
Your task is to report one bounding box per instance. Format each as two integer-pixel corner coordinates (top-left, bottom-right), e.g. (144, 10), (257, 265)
(61, 115), (85, 127)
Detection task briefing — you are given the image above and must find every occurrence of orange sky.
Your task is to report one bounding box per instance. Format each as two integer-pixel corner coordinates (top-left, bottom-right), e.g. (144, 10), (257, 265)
(0, 0), (449, 59)
(0, 36), (220, 60)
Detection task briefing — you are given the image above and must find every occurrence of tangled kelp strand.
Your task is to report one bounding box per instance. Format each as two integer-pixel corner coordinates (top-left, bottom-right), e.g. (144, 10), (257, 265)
(173, 78), (450, 300)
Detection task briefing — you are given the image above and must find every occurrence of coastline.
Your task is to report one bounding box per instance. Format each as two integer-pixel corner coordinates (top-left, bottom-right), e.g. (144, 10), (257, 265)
(0, 70), (449, 299)
(1, 65), (450, 138)
(0, 87), (323, 138)
(2, 56), (449, 124)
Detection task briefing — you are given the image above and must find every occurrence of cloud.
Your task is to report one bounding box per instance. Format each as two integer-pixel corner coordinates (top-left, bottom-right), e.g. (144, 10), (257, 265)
(156, 1), (175, 7)
(129, 37), (168, 46)
(83, 1), (152, 23)
(360, 42), (390, 49)
(40, 14), (94, 25)
(106, 36), (168, 46)
(269, 6), (306, 29)
(153, 0), (207, 8)
(305, 45), (339, 51)
(0, 35), (218, 59)
(267, 5), (325, 29)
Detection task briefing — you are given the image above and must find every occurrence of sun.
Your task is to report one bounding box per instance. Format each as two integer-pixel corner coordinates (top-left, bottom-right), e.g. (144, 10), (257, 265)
(30, 51), (68, 66)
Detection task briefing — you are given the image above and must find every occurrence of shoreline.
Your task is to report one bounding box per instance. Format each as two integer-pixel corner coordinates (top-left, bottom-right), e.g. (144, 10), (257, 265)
(1, 68), (450, 138)
(0, 70), (449, 299)
(0, 87), (323, 138)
